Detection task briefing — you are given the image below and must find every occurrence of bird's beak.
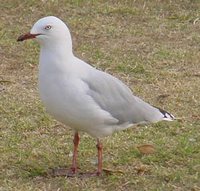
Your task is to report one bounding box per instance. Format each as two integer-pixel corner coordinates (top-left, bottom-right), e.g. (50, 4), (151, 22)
(17, 32), (40, 42)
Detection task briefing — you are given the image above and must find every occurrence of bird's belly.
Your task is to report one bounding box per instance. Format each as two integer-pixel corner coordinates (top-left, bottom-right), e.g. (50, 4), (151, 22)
(39, 80), (80, 128)
(38, 79), (118, 137)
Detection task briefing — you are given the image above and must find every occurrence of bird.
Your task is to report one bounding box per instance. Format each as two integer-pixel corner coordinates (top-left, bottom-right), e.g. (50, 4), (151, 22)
(17, 16), (174, 177)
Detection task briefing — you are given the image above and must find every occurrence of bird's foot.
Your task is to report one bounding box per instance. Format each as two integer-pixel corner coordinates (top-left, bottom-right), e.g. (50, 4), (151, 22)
(51, 167), (78, 177)
(50, 168), (103, 178)
(79, 171), (102, 178)
(66, 167), (78, 177)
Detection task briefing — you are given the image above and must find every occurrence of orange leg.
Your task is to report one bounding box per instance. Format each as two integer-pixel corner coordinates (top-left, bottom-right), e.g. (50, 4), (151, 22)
(96, 138), (103, 176)
(67, 132), (79, 176)
(52, 132), (80, 177)
(53, 134), (104, 177)
(81, 138), (103, 177)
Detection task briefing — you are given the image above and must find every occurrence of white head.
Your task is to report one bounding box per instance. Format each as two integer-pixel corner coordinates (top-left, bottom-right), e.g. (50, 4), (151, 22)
(17, 16), (72, 50)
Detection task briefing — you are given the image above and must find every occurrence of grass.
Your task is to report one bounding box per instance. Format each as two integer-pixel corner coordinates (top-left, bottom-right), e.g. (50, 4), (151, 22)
(1, 0), (200, 190)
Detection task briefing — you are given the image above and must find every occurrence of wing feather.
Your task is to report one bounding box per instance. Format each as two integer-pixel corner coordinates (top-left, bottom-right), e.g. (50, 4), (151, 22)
(83, 69), (164, 125)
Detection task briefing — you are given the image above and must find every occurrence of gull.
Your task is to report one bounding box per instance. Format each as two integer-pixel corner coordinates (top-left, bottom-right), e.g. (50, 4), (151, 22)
(17, 16), (174, 176)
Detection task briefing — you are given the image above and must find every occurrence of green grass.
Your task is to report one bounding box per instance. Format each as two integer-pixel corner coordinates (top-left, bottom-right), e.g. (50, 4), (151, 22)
(1, 0), (200, 190)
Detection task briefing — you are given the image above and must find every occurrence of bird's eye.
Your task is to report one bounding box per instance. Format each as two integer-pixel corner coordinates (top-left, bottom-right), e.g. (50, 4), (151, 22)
(44, 25), (52, 30)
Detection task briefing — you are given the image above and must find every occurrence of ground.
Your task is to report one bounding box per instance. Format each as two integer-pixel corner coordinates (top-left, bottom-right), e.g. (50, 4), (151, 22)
(1, 0), (200, 190)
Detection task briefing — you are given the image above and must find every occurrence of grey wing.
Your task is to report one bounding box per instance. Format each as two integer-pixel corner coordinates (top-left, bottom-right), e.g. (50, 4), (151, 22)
(82, 70), (168, 125)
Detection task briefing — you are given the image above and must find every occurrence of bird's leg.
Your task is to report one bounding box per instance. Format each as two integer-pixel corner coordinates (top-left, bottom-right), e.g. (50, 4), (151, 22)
(81, 138), (103, 177)
(67, 132), (80, 176)
(78, 138), (103, 177)
(96, 138), (103, 176)
(51, 132), (80, 177)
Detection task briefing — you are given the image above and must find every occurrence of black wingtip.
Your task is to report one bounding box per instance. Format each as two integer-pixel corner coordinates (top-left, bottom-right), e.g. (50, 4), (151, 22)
(156, 106), (175, 120)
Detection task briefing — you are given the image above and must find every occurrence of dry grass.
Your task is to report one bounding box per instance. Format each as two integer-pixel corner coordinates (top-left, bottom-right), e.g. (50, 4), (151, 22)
(1, 0), (200, 190)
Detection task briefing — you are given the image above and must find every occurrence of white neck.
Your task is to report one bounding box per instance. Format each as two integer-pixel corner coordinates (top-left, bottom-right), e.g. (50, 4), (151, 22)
(39, 40), (75, 72)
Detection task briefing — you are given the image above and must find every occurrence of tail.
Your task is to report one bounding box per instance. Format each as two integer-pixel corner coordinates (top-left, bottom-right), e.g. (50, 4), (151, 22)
(156, 107), (175, 121)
